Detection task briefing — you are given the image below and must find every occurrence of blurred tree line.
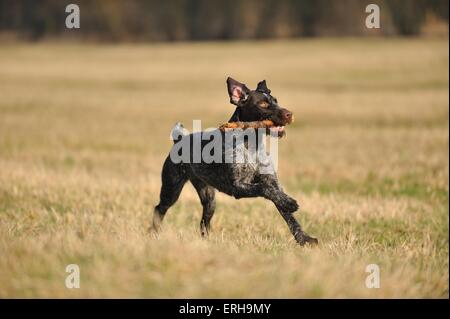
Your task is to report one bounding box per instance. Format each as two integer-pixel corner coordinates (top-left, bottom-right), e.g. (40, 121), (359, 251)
(0, 0), (448, 41)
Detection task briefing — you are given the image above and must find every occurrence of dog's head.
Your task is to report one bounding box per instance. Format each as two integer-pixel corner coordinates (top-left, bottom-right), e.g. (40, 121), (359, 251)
(226, 77), (293, 136)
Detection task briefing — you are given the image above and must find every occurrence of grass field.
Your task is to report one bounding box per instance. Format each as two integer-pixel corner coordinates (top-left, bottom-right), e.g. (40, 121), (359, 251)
(0, 38), (448, 298)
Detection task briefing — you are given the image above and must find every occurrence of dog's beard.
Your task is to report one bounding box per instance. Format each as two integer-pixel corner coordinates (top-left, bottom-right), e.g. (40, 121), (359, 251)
(266, 126), (286, 138)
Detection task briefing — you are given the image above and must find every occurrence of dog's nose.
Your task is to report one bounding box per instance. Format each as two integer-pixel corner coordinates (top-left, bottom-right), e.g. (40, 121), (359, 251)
(284, 111), (292, 121)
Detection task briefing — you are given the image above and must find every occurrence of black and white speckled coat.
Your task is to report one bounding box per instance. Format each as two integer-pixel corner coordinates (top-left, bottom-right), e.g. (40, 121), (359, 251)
(151, 78), (317, 246)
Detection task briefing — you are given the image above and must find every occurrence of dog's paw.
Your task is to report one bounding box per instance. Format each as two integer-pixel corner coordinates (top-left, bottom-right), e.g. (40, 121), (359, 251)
(297, 234), (319, 246)
(278, 197), (299, 214)
(148, 224), (160, 238)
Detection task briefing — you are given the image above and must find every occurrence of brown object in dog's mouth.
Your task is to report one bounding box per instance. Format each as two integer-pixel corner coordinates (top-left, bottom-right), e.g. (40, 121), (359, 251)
(219, 120), (275, 130)
(218, 120), (287, 137)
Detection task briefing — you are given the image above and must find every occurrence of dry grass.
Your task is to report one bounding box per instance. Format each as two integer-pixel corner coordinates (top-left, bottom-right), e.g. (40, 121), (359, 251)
(0, 38), (448, 298)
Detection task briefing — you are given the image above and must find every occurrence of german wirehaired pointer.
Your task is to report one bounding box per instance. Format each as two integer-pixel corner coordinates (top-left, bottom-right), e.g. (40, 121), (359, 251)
(151, 77), (317, 246)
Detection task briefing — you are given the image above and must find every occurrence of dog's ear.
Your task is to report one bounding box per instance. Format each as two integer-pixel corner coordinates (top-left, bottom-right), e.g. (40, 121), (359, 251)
(227, 77), (250, 105)
(256, 80), (271, 94)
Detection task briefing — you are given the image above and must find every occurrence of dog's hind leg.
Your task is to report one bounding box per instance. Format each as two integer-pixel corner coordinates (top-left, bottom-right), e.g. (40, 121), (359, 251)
(151, 156), (187, 233)
(191, 177), (216, 237)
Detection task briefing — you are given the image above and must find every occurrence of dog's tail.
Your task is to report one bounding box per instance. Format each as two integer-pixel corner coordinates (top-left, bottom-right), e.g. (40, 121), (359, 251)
(170, 122), (188, 144)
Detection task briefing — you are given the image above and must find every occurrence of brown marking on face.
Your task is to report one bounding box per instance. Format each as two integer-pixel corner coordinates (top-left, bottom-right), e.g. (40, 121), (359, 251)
(258, 101), (269, 108)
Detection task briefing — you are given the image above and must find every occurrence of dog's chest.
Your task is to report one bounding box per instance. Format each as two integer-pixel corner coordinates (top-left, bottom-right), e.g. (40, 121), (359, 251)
(226, 144), (275, 181)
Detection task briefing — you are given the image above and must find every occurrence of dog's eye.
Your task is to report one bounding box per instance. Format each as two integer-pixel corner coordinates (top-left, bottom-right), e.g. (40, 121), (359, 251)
(259, 101), (269, 108)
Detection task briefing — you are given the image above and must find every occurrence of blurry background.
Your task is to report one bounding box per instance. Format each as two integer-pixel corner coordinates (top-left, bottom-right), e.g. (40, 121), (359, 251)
(0, 1), (448, 298)
(0, 0), (448, 41)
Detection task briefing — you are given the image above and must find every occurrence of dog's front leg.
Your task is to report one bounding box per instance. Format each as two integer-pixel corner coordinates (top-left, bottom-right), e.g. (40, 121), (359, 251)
(278, 207), (318, 246)
(263, 187), (318, 246)
(231, 182), (264, 199)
